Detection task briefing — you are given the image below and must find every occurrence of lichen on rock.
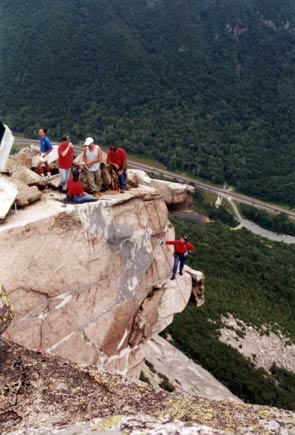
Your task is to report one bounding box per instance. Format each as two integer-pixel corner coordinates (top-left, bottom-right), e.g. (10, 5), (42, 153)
(0, 285), (14, 336)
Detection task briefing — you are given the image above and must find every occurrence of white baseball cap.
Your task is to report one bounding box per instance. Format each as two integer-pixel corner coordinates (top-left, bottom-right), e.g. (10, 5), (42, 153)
(84, 137), (94, 146)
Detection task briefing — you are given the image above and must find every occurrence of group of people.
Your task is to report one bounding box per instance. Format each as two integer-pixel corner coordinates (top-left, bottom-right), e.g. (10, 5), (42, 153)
(37, 128), (128, 203)
(37, 129), (195, 277)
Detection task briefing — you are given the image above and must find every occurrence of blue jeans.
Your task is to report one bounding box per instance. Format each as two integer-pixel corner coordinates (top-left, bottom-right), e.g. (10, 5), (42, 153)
(118, 169), (127, 189)
(173, 253), (189, 276)
(73, 194), (96, 203)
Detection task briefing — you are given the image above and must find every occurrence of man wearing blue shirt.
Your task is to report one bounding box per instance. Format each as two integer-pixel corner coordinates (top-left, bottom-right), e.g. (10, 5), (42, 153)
(37, 128), (53, 179)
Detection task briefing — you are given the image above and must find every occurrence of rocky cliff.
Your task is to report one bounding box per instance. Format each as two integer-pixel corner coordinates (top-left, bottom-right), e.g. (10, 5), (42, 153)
(1, 177), (294, 435)
(0, 337), (294, 435)
(0, 176), (204, 379)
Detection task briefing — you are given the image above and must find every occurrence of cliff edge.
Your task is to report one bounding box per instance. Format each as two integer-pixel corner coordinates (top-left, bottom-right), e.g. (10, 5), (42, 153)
(0, 176), (203, 379)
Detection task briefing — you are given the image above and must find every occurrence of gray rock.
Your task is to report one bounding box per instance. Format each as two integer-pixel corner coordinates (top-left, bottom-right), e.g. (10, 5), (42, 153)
(11, 179), (42, 207)
(11, 166), (48, 188)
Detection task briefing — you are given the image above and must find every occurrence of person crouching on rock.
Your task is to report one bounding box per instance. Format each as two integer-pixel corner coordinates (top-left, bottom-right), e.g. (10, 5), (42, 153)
(106, 145), (127, 193)
(37, 128), (53, 179)
(82, 137), (102, 198)
(58, 135), (73, 193)
(164, 235), (195, 280)
(67, 169), (97, 203)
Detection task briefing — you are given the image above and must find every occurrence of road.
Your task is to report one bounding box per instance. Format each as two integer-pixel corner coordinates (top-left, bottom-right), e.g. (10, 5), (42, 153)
(227, 199), (295, 245)
(13, 137), (295, 220)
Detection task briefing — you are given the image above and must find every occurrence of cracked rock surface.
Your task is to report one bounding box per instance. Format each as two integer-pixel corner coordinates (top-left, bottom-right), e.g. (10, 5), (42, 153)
(0, 186), (203, 378)
(1, 339), (294, 435)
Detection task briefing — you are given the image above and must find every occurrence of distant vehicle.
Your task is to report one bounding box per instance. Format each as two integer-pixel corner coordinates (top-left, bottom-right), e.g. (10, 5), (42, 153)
(0, 121), (14, 172)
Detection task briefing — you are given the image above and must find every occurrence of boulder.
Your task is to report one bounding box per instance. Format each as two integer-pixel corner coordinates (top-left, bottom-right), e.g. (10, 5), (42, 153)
(0, 175), (18, 222)
(3, 156), (17, 172)
(0, 285), (14, 335)
(48, 174), (62, 189)
(185, 266), (206, 307)
(11, 179), (42, 207)
(129, 169), (194, 211)
(0, 184), (201, 378)
(14, 145), (39, 168)
(11, 165), (48, 188)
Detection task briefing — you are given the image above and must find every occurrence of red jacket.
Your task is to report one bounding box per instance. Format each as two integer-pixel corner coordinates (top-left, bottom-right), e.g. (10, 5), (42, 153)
(67, 178), (84, 196)
(165, 240), (195, 254)
(107, 148), (127, 168)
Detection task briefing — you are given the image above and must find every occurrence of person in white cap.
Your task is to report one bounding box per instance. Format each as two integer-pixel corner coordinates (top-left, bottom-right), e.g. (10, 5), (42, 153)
(82, 137), (102, 198)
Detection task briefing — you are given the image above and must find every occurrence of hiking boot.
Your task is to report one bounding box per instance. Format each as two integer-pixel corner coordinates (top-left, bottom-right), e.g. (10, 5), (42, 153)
(93, 191), (102, 198)
(179, 271), (183, 276)
(171, 275), (176, 280)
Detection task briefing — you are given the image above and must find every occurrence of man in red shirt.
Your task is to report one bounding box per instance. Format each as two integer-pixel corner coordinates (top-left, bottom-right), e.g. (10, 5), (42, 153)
(165, 235), (195, 280)
(67, 169), (97, 203)
(106, 146), (127, 193)
(58, 136), (73, 193)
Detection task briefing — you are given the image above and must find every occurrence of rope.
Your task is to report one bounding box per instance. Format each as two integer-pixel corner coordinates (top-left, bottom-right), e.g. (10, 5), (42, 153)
(142, 198), (192, 380)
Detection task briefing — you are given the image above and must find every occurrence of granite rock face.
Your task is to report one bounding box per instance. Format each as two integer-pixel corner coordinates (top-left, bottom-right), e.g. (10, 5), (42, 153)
(142, 335), (241, 402)
(1, 339), (294, 435)
(0, 186), (203, 377)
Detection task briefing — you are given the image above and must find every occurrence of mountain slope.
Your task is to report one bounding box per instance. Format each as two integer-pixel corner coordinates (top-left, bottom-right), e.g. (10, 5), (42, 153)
(165, 216), (295, 410)
(1, 0), (295, 204)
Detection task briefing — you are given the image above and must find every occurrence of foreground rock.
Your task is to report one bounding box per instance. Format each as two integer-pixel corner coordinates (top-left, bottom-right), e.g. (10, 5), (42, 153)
(142, 335), (241, 402)
(0, 186), (203, 378)
(1, 339), (294, 435)
(10, 415), (229, 435)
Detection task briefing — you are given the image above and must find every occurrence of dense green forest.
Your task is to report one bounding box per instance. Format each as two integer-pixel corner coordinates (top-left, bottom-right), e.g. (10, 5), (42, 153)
(165, 216), (295, 409)
(0, 0), (295, 205)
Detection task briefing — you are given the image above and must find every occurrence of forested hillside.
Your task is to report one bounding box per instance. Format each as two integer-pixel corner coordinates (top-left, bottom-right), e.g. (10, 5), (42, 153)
(1, 0), (295, 204)
(166, 216), (295, 410)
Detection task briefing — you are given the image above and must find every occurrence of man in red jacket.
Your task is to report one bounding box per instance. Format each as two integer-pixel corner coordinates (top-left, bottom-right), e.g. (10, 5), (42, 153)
(107, 145), (127, 193)
(165, 235), (195, 280)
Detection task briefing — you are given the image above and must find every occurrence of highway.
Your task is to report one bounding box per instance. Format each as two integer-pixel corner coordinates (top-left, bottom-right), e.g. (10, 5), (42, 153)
(13, 137), (295, 220)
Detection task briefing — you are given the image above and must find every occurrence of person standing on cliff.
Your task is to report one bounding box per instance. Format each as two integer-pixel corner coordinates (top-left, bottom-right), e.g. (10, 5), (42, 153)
(106, 145), (127, 193)
(58, 135), (73, 193)
(83, 137), (102, 198)
(37, 128), (53, 179)
(162, 235), (195, 280)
